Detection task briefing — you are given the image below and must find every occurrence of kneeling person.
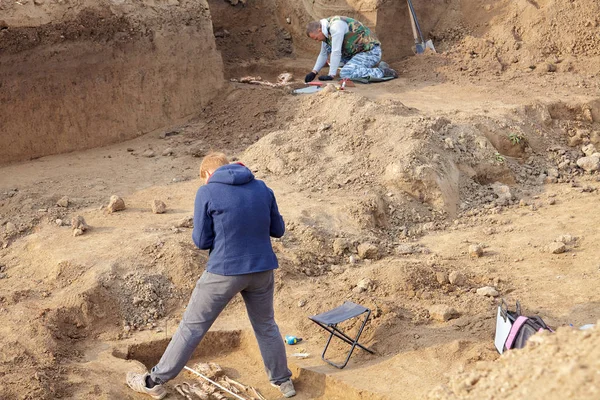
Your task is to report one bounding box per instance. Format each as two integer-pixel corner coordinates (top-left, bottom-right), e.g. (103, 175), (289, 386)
(305, 16), (397, 83)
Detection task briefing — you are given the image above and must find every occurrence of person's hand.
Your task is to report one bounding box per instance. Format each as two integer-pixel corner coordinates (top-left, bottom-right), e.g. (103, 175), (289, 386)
(304, 72), (317, 83)
(318, 75), (334, 81)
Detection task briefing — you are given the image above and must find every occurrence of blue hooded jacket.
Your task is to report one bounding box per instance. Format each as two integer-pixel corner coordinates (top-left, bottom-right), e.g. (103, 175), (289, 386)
(192, 163), (285, 275)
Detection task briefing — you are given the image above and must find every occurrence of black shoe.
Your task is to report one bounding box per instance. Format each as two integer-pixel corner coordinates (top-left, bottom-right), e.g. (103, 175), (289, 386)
(378, 61), (398, 78)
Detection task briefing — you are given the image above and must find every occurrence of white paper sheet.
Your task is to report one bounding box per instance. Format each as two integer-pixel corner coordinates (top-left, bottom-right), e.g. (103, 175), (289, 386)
(494, 306), (513, 354)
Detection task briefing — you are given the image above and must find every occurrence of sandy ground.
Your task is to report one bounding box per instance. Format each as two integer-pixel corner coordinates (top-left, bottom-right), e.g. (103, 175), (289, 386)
(1, 0), (600, 399)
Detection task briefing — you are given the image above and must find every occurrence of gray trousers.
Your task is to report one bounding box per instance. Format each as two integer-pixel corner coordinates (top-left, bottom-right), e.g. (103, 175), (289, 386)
(150, 270), (292, 385)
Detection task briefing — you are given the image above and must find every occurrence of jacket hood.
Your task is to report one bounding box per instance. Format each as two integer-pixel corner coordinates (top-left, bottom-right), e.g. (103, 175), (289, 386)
(208, 163), (254, 186)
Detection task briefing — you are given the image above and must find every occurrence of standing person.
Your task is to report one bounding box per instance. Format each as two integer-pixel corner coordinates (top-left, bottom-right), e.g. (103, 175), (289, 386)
(304, 16), (398, 83)
(126, 152), (296, 399)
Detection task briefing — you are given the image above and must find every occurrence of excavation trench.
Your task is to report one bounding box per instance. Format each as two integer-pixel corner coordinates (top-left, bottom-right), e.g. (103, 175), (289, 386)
(116, 329), (384, 400)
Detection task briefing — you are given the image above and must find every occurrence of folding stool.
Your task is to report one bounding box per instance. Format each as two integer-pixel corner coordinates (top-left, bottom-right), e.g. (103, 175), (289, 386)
(308, 301), (374, 369)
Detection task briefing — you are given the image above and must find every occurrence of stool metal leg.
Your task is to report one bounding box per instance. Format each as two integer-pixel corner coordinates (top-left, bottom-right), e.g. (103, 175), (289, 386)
(317, 309), (373, 369)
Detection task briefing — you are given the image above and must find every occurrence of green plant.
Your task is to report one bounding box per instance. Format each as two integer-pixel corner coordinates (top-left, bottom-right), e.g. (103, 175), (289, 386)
(494, 152), (505, 163)
(509, 132), (523, 145)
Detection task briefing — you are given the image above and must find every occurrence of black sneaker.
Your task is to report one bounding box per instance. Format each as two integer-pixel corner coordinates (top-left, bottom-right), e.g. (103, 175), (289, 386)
(378, 61), (398, 78)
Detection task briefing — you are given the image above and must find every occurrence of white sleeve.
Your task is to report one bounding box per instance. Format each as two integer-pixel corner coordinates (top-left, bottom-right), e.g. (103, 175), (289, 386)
(327, 20), (348, 76)
(312, 42), (328, 73)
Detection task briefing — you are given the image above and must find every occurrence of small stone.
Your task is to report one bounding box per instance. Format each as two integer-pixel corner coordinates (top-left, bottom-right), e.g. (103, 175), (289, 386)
(73, 228), (84, 237)
(332, 238), (349, 255)
(357, 243), (379, 260)
(107, 195), (126, 213)
(555, 234), (575, 244)
(176, 216), (194, 228)
(444, 137), (455, 149)
(162, 148), (174, 156)
(548, 242), (566, 254)
(5, 222), (17, 234)
(318, 123), (332, 132)
(0, 273), (6, 279)
(33, 0), (44, 4)
(71, 216), (88, 231)
(449, 271), (466, 286)
(348, 255), (358, 264)
(582, 144), (597, 157)
(492, 183), (512, 202)
(576, 154), (600, 172)
(548, 198), (556, 205)
(297, 300), (306, 307)
(436, 271), (448, 284)
(151, 200), (167, 214)
(286, 17), (291, 24)
(142, 149), (156, 158)
(56, 196), (69, 208)
(353, 278), (374, 293)
(55, 219), (63, 226)
(429, 305), (459, 322)
(468, 244), (484, 258)
(476, 286), (499, 297)
(396, 244), (415, 255)
(330, 265), (345, 275)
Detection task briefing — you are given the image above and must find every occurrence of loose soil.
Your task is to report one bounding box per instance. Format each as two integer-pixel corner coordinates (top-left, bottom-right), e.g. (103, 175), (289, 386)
(1, 0), (600, 399)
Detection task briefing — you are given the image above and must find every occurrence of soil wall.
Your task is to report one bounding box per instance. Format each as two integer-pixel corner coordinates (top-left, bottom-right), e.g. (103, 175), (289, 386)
(0, 2), (224, 164)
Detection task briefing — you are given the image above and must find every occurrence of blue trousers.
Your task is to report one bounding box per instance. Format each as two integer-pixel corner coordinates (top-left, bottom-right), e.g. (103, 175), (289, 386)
(327, 44), (384, 79)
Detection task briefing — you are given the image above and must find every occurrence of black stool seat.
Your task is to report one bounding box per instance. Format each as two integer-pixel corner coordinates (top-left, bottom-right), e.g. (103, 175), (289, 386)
(310, 301), (370, 325)
(309, 301), (374, 369)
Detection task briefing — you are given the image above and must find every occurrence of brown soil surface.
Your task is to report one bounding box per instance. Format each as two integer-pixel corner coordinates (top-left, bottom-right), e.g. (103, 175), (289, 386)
(1, 0), (600, 399)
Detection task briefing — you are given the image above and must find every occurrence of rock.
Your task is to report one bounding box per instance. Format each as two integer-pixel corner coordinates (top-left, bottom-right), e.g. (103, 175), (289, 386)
(330, 265), (345, 274)
(449, 271), (466, 286)
(142, 149), (156, 158)
(348, 255), (358, 264)
(444, 137), (455, 149)
(0, 272), (6, 279)
(5, 222), (17, 234)
(151, 200), (167, 214)
(188, 144), (205, 158)
(33, 0), (44, 5)
(547, 242), (566, 254)
(353, 278), (374, 293)
(318, 123), (332, 132)
(56, 196), (69, 207)
(297, 300), (306, 307)
(107, 195), (126, 213)
(555, 234), (576, 244)
(576, 154), (600, 172)
(162, 148), (174, 156)
(476, 286), (499, 297)
(55, 219), (63, 226)
(436, 271), (448, 284)
(429, 305), (459, 322)
(468, 244), (484, 258)
(396, 244), (415, 255)
(71, 216), (89, 232)
(582, 144), (597, 157)
(266, 158), (285, 174)
(73, 228), (85, 237)
(176, 216), (193, 228)
(332, 238), (349, 255)
(491, 183), (512, 204)
(357, 243), (379, 260)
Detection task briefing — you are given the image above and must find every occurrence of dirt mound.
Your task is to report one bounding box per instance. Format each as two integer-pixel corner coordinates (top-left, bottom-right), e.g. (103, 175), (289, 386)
(434, 0), (600, 77)
(429, 325), (600, 399)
